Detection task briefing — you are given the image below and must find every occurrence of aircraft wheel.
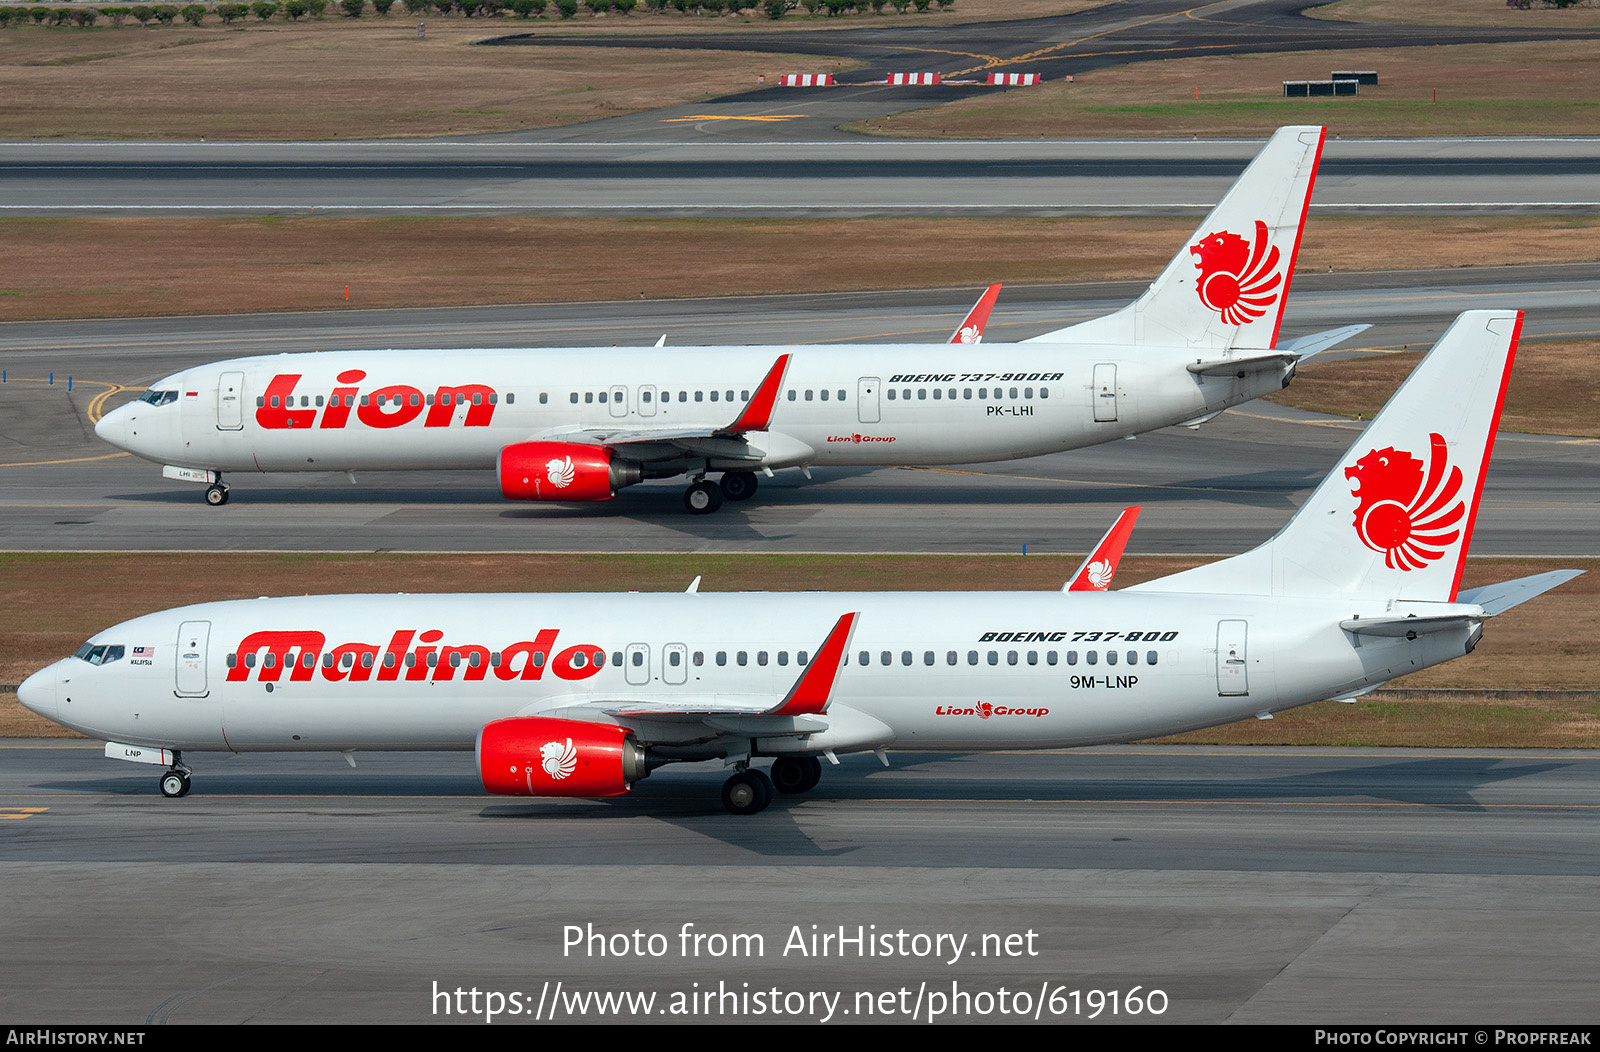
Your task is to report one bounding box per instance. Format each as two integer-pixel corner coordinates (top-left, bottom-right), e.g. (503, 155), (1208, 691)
(204, 483), (230, 507)
(684, 481), (724, 515)
(159, 770), (191, 798)
(771, 756), (821, 795)
(721, 471), (758, 502)
(721, 770), (773, 815)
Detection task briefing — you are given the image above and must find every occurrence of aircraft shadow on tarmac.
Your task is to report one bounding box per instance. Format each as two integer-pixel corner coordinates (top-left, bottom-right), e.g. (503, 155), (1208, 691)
(27, 753), (1576, 863)
(102, 466), (1317, 515)
(33, 750), (1557, 812)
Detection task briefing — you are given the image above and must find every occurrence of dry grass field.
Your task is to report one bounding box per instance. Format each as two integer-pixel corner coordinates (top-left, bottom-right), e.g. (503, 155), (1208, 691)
(1308, 0), (1600, 29)
(1272, 339), (1600, 438)
(0, 2), (1103, 140)
(0, 3), (1593, 140)
(0, 21), (846, 140)
(1162, 689), (1600, 748)
(1, 214), (1595, 321)
(849, 40), (1600, 139)
(2, 552), (1594, 743)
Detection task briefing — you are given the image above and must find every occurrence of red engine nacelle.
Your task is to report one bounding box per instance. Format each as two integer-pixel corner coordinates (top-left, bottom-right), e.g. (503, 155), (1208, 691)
(477, 716), (649, 798)
(497, 442), (642, 502)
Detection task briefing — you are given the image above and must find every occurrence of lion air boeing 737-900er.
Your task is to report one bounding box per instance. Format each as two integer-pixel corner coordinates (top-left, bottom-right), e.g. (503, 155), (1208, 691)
(20, 310), (1579, 813)
(92, 126), (1369, 514)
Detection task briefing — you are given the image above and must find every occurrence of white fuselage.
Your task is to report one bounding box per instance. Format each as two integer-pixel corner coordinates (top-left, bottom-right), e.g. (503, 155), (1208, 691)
(95, 344), (1285, 475)
(21, 590), (1476, 758)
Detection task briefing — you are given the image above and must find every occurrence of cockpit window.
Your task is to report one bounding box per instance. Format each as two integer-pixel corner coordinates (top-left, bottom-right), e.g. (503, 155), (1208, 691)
(139, 390), (179, 407)
(73, 643), (126, 666)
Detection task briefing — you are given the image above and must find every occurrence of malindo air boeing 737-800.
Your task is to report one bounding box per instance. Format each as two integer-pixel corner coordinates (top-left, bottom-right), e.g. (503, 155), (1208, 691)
(20, 310), (1579, 813)
(92, 126), (1368, 514)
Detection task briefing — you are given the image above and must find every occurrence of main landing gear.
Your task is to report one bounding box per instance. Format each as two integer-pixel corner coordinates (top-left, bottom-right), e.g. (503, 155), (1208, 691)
(720, 756), (824, 814)
(721, 768), (773, 815)
(683, 471), (758, 515)
(770, 756), (823, 795)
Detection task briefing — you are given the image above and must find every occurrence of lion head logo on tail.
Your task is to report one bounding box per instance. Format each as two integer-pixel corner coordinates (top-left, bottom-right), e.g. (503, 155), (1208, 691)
(1345, 433), (1466, 571)
(1189, 219), (1284, 326)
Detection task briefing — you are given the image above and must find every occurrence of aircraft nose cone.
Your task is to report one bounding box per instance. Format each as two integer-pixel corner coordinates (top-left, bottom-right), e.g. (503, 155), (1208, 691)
(16, 666), (57, 721)
(93, 404), (129, 448)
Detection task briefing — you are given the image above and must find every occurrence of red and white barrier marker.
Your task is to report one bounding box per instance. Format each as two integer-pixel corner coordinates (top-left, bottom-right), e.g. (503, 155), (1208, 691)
(886, 72), (941, 85)
(779, 74), (834, 87)
(987, 72), (1042, 86)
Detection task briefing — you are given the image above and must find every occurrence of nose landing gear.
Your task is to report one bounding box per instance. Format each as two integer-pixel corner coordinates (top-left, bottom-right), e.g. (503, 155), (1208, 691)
(204, 479), (230, 506)
(159, 763), (192, 798)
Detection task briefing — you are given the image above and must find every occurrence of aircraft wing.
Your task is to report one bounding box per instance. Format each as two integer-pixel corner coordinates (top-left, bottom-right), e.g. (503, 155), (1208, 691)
(536, 613), (860, 741)
(528, 354), (796, 463)
(532, 427), (771, 463)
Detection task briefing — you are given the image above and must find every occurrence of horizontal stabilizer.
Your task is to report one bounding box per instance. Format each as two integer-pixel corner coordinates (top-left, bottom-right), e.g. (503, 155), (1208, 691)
(1457, 569), (1584, 616)
(1276, 323), (1372, 362)
(1339, 613), (1478, 638)
(1186, 353), (1295, 378)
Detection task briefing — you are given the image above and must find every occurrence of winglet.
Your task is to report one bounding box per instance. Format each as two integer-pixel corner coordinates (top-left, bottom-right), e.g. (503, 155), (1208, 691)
(950, 284), (1001, 344)
(720, 354), (791, 434)
(1064, 506), (1141, 592)
(769, 612), (857, 717)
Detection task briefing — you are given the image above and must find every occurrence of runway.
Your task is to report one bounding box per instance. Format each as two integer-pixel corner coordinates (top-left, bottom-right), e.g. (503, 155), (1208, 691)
(1, 265), (1596, 555)
(2, 740), (1597, 1023)
(4, 136), (1597, 215)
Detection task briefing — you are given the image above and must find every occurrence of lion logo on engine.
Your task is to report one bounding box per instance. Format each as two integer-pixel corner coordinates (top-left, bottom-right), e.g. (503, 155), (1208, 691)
(545, 456), (575, 489)
(540, 738), (578, 780)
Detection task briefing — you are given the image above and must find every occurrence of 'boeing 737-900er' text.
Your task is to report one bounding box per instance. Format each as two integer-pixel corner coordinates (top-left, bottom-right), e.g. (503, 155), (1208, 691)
(93, 127), (1367, 514)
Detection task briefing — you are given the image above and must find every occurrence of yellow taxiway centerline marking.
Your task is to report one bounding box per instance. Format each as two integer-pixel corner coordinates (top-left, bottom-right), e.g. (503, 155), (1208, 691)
(948, 0), (1235, 76)
(661, 114), (809, 123)
(0, 451), (132, 469)
(0, 378), (134, 467)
